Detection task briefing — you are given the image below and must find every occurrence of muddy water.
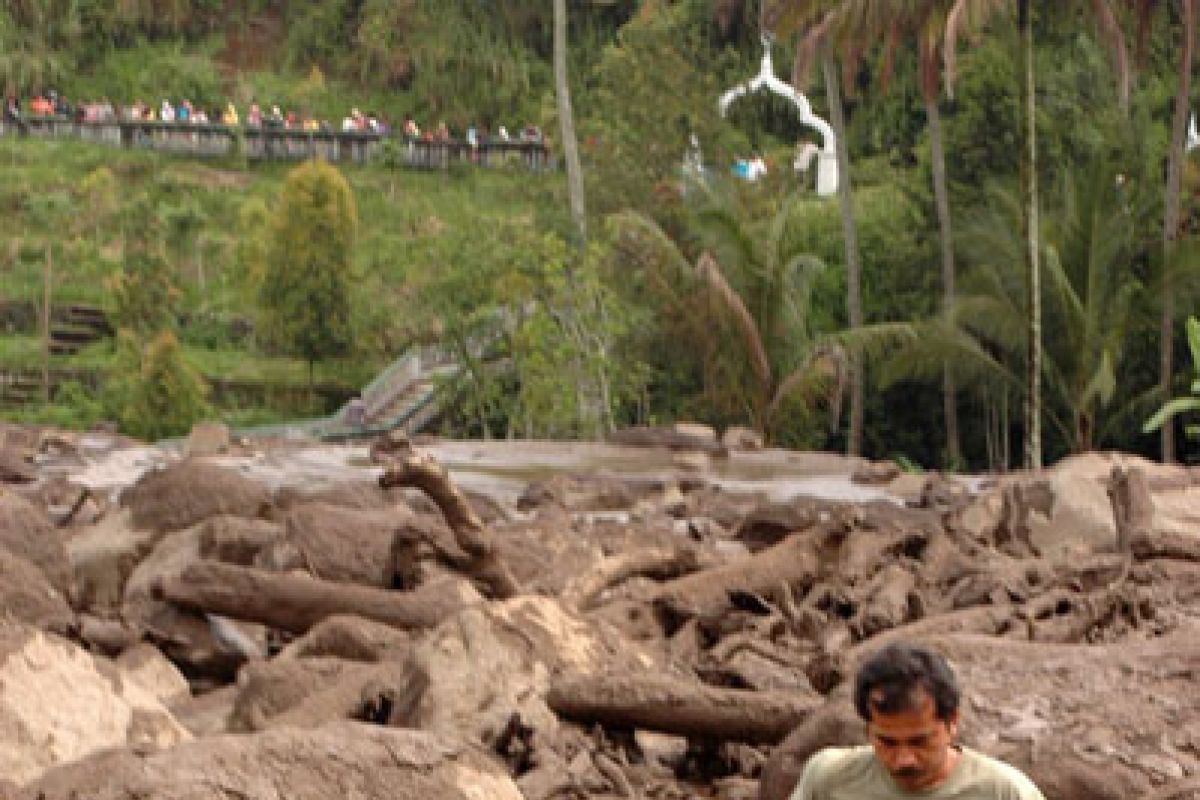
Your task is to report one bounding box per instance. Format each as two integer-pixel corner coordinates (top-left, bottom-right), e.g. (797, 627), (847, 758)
(68, 438), (904, 506)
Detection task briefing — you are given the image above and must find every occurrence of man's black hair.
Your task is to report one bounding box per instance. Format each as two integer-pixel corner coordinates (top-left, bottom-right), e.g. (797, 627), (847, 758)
(853, 642), (960, 722)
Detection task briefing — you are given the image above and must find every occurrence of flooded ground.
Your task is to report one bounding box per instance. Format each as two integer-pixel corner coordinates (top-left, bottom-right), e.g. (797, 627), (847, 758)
(66, 437), (907, 506)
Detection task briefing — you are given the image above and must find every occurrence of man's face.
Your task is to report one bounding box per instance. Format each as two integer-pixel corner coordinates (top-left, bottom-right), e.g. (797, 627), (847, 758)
(866, 688), (958, 791)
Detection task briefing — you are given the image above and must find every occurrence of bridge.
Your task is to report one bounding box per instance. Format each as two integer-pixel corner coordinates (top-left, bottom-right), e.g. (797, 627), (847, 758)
(0, 116), (553, 170)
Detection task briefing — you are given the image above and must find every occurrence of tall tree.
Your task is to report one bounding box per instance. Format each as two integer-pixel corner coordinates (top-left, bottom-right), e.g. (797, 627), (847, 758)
(783, 0), (966, 464)
(771, 1), (867, 455)
(821, 53), (865, 455)
(554, 0), (587, 244)
(1160, 0), (1196, 462)
(259, 159), (357, 385)
(944, 0), (1132, 467)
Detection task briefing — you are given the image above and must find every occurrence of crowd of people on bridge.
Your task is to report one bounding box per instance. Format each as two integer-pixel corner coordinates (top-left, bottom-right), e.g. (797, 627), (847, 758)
(3, 89), (547, 150)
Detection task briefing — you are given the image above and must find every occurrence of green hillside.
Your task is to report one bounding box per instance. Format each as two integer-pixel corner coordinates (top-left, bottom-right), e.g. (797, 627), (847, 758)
(2, 1), (1200, 468)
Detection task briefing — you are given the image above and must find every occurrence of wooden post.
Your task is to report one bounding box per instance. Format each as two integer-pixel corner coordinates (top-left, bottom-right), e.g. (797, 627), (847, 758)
(42, 243), (52, 403)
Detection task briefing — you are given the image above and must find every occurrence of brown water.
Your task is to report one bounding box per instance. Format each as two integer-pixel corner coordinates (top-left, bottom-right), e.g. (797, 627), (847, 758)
(68, 438), (905, 506)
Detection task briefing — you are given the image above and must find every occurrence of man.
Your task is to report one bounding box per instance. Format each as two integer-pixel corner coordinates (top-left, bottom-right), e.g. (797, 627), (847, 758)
(790, 642), (1044, 799)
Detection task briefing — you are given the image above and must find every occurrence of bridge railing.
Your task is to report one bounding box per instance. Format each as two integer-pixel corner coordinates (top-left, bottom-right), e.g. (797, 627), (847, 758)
(0, 115), (552, 169)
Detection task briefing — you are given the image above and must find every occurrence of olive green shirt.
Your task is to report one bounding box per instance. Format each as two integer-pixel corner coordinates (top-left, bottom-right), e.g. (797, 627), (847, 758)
(789, 745), (1046, 800)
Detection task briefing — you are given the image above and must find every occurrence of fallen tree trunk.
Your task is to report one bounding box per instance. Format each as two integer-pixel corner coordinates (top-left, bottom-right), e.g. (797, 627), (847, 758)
(563, 546), (704, 610)
(651, 533), (819, 625)
(372, 434), (521, 599)
(547, 673), (821, 744)
(154, 562), (476, 634)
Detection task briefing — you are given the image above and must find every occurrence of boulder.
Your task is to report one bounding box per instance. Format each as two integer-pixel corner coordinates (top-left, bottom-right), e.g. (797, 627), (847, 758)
(183, 421), (230, 458)
(114, 643), (190, 706)
(120, 460), (271, 534)
(0, 549), (74, 632)
(0, 623), (189, 787)
(123, 524), (266, 674)
(0, 489), (73, 598)
(722, 426), (764, 451)
(65, 508), (156, 611)
(19, 721), (523, 800)
(672, 421), (718, 442)
(229, 656), (409, 732)
(391, 596), (657, 746)
(283, 501), (403, 588)
(197, 515), (284, 566)
(0, 449), (36, 484)
(278, 614), (413, 662)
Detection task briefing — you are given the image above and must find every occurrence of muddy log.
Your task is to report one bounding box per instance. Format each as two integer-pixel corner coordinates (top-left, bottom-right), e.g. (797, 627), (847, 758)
(371, 435), (521, 599)
(651, 533), (819, 624)
(1109, 466), (1154, 554)
(547, 673), (821, 744)
(154, 562), (475, 634)
(563, 546), (704, 610)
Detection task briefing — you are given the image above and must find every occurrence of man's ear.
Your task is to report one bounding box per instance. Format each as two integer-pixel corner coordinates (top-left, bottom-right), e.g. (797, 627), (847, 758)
(946, 710), (960, 739)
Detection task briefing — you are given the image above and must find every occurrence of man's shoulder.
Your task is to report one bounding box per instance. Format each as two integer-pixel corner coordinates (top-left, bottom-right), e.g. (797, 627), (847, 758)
(799, 746), (876, 786)
(958, 748), (1045, 798)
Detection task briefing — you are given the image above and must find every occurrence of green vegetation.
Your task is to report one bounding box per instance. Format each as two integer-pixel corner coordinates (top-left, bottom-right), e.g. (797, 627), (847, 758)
(1, 1), (1199, 471)
(259, 159), (356, 381)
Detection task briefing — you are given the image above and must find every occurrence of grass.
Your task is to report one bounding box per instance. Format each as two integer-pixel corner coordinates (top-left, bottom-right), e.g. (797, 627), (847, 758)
(0, 136), (565, 427)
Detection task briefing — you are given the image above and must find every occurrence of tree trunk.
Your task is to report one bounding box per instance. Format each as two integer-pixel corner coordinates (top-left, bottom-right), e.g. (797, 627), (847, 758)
(822, 54), (864, 457)
(1160, 0), (1195, 464)
(371, 434), (521, 598)
(652, 532), (819, 623)
(42, 243), (52, 403)
(1019, 0), (1042, 470)
(554, 0), (587, 244)
(547, 673), (821, 744)
(154, 562), (474, 633)
(925, 92), (960, 468)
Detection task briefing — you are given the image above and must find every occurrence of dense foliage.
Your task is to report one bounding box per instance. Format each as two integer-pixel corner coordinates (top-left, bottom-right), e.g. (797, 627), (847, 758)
(3, 1), (1200, 469)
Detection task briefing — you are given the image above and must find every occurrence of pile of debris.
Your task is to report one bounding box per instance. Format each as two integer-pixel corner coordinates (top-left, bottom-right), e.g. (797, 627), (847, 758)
(1, 420), (1199, 799)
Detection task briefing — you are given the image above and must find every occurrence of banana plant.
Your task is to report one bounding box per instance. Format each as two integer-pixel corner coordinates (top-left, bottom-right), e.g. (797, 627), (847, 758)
(1144, 316), (1200, 441)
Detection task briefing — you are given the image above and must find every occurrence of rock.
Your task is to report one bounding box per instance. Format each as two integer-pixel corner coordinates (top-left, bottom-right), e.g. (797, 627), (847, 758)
(673, 451), (711, 473)
(279, 614), (413, 662)
(122, 524), (266, 677)
(0, 622), (189, 787)
(850, 460), (901, 486)
(197, 514), (284, 565)
(120, 460), (271, 534)
(66, 508), (155, 611)
(673, 422), (718, 442)
(391, 596), (656, 746)
(722, 425), (764, 451)
(229, 656), (403, 732)
(19, 721), (523, 800)
(168, 683), (236, 738)
(183, 421), (230, 458)
(0, 489), (73, 598)
(283, 502), (403, 588)
(0, 449), (36, 483)
(0, 550), (74, 632)
(115, 643), (190, 706)
(610, 425), (729, 457)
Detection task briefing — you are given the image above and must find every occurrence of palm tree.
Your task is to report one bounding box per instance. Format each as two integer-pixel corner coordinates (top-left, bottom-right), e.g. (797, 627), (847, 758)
(886, 161), (1146, 456)
(943, 0), (1120, 467)
(1158, 0), (1196, 462)
(612, 182), (912, 443)
(767, 1), (867, 454)
(778, 0), (965, 464)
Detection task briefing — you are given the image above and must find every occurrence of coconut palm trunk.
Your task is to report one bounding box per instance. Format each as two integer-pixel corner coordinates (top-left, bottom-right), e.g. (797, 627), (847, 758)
(924, 89), (961, 467)
(554, 0), (587, 244)
(822, 53), (864, 456)
(1019, 0), (1042, 469)
(1160, 0), (1195, 463)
